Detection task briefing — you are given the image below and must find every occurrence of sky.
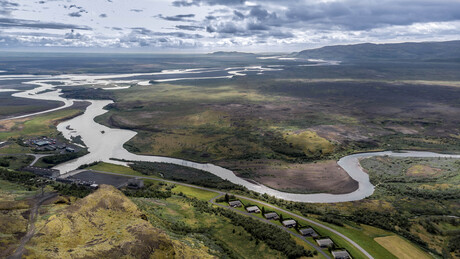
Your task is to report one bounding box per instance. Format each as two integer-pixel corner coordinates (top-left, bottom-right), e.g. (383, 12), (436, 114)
(0, 0), (459, 52)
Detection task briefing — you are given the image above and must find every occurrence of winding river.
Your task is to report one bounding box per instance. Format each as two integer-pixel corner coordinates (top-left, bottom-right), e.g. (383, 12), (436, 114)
(2, 69), (460, 203)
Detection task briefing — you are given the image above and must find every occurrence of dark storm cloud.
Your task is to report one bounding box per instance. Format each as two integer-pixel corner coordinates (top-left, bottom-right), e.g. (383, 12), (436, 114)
(176, 25), (204, 31)
(281, 0), (460, 30)
(0, 18), (91, 30)
(0, 0), (19, 16)
(156, 14), (196, 22)
(175, 0), (460, 30)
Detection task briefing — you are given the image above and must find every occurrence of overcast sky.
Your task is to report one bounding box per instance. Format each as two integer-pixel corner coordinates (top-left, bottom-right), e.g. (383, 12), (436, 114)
(0, 0), (459, 52)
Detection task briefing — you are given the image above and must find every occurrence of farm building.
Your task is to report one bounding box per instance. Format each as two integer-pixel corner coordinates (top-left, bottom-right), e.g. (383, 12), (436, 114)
(264, 212), (279, 220)
(331, 250), (351, 259)
(299, 228), (318, 237)
(246, 206), (260, 213)
(316, 238), (334, 248)
(282, 219), (297, 228)
(35, 140), (50, 146)
(228, 200), (242, 207)
(23, 166), (60, 178)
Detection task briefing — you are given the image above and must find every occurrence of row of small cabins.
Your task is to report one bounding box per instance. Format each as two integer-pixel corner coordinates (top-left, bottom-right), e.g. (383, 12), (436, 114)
(228, 199), (352, 259)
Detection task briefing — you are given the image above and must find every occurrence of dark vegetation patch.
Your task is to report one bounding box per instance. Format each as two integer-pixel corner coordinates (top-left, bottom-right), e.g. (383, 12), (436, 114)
(40, 151), (88, 167)
(129, 161), (245, 191)
(60, 87), (114, 100)
(0, 92), (61, 120)
(0, 155), (34, 170)
(0, 167), (91, 198)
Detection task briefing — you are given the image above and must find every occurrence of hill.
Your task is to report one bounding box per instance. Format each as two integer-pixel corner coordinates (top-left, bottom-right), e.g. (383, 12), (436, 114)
(26, 185), (178, 258)
(295, 40), (460, 61)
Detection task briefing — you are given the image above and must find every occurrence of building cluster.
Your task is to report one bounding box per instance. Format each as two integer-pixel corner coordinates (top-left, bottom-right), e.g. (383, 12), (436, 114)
(226, 199), (352, 259)
(25, 137), (77, 153)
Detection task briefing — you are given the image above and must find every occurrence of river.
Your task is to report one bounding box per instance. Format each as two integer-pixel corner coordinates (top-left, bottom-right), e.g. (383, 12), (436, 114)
(2, 69), (459, 203)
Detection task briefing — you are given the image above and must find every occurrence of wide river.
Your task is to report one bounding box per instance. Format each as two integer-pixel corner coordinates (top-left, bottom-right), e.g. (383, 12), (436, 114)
(3, 69), (460, 203)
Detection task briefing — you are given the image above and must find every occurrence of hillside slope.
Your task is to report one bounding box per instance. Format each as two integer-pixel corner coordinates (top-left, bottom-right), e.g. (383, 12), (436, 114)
(295, 40), (460, 61)
(26, 185), (178, 258)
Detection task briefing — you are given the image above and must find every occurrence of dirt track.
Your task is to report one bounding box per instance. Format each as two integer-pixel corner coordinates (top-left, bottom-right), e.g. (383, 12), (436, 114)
(7, 192), (58, 259)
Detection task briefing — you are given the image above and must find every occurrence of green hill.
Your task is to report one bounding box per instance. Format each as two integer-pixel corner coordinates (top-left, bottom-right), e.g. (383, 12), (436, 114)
(295, 40), (460, 61)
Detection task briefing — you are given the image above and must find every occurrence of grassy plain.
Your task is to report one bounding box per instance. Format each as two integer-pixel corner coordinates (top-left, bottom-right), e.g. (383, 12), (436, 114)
(0, 105), (85, 141)
(374, 235), (432, 259)
(0, 93), (61, 120)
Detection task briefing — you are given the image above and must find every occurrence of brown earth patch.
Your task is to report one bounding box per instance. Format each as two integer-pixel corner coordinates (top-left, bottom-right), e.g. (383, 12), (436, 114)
(220, 159), (358, 194)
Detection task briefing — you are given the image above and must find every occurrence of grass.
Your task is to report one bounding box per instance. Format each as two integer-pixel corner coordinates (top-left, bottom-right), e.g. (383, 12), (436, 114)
(374, 235), (432, 259)
(87, 162), (145, 177)
(171, 185), (219, 201)
(0, 143), (32, 154)
(227, 197), (400, 259)
(284, 130), (335, 157)
(0, 179), (36, 200)
(58, 160), (427, 259)
(87, 162), (222, 201)
(0, 154), (34, 170)
(0, 108), (84, 141)
(134, 195), (286, 258)
(29, 185), (176, 258)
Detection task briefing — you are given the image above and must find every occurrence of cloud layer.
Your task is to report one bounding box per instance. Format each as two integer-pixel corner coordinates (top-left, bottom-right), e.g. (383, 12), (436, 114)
(0, 0), (459, 51)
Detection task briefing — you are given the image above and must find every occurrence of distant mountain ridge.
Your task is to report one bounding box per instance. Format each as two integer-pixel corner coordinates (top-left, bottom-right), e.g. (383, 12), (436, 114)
(294, 40), (460, 61)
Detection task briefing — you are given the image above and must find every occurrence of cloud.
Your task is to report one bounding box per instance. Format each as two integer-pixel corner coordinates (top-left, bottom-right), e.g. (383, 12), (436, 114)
(1, 0), (460, 51)
(0, 18), (91, 30)
(176, 25), (204, 31)
(64, 30), (87, 40)
(0, 0), (19, 16)
(68, 12), (82, 17)
(156, 14), (196, 22)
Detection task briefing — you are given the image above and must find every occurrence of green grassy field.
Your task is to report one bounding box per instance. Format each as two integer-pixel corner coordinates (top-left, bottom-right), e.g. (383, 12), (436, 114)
(87, 162), (145, 176)
(0, 108), (84, 141)
(171, 185), (219, 201)
(374, 235), (432, 259)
